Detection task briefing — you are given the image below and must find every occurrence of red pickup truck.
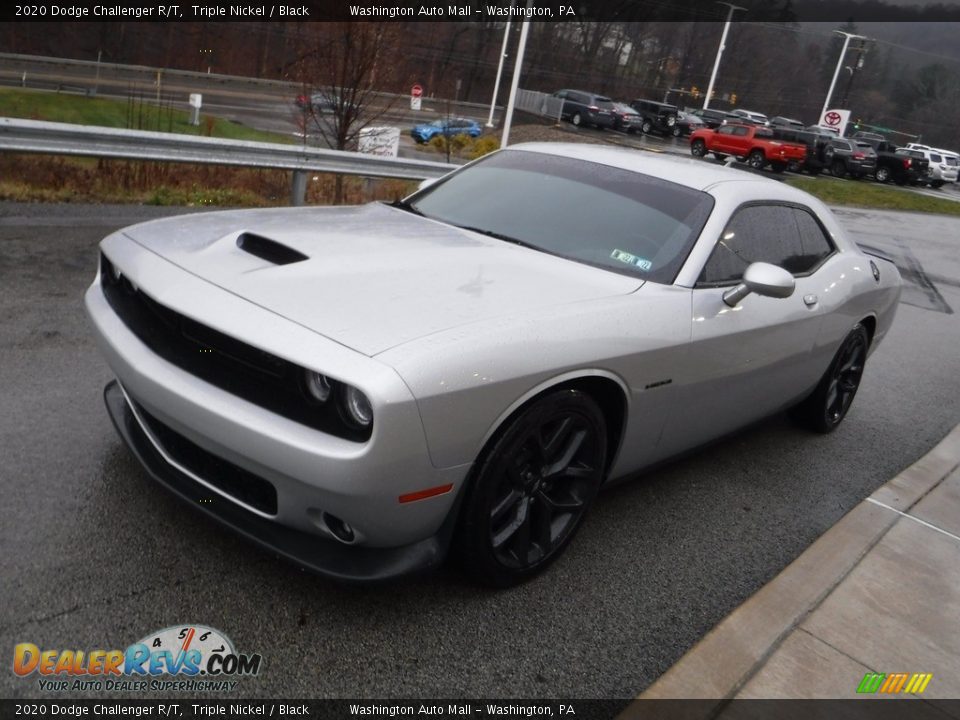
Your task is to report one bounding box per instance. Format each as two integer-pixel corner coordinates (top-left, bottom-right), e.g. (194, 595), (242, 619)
(690, 123), (807, 173)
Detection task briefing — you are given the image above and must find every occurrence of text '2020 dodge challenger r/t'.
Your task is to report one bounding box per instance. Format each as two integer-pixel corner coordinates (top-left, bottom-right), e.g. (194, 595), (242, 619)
(86, 144), (901, 586)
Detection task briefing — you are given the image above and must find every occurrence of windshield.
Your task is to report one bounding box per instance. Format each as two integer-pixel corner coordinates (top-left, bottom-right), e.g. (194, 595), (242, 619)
(404, 149), (714, 284)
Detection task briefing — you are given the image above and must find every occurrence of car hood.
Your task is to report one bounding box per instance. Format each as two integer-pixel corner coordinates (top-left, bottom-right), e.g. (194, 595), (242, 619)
(121, 203), (643, 356)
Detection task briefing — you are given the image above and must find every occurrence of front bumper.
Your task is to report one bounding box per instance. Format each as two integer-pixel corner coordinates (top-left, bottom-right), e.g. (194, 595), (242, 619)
(104, 381), (458, 582)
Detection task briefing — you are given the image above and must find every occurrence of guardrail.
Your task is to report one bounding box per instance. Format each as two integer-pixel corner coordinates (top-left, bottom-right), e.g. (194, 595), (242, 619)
(0, 117), (458, 205)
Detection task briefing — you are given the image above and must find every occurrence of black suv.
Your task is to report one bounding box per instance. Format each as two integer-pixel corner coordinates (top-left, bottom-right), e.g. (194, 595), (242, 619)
(629, 99), (679, 135)
(552, 90), (615, 129)
(689, 107), (737, 129)
(824, 138), (878, 179)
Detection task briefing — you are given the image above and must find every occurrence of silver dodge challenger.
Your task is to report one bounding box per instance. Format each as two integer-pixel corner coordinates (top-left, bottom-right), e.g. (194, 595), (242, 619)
(86, 143), (901, 586)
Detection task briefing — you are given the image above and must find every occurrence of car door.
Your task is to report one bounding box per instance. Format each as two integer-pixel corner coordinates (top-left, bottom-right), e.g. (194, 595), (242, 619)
(711, 125), (739, 154)
(658, 203), (836, 455)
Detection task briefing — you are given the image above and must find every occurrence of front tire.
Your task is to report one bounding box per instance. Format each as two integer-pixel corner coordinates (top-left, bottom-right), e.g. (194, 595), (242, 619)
(792, 324), (870, 434)
(457, 389), (607, 586)
(691, 139), (707, 157)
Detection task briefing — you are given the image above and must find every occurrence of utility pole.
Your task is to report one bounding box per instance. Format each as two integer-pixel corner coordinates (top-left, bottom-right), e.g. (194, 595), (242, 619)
(486, 18), (512, 127)
(500, 0), (532, 147)
(821, 30), (866, 120)
(703, 2), (745, 110)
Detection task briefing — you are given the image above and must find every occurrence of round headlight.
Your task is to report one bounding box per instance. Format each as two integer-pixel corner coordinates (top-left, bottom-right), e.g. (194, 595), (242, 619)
(305, 371), (332, 403)
(342, 385), (373, 428)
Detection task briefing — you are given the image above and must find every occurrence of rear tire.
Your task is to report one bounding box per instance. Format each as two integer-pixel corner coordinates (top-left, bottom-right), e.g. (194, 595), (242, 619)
(641, 119), (653, 134)
(875, 166), (890, 183)
(791, 324), (870, 434)
(747, 150), (766, 170)
(832, 159), (847, 177)
(456, 389), (607, 587)
(572, 112), (582, 127)
(672, 125), (682, 138)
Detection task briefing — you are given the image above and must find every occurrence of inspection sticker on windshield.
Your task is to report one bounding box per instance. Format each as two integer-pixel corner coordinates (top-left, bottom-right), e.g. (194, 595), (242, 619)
(611, 249), (652, 271)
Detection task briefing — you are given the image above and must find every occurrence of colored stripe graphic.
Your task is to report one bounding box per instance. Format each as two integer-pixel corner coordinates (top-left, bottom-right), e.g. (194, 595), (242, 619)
(857, 673), (885, 693)
(857, 672), (932, 694)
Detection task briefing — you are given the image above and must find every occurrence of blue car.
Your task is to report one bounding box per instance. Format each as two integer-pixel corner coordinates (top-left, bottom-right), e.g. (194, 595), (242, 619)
(411, 118), (483, 143)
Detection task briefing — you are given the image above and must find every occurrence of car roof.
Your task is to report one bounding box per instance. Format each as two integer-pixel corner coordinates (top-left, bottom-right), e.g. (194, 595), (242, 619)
(507, 142), (799, 194)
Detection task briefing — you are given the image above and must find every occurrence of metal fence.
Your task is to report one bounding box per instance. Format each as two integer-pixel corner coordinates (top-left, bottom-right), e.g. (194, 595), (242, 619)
(514, 89), (563, 123)
(0, 117), (458, 205)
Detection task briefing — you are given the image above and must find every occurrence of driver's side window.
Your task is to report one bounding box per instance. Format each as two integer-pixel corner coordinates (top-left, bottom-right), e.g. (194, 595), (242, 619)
(698, 204), (835, 286)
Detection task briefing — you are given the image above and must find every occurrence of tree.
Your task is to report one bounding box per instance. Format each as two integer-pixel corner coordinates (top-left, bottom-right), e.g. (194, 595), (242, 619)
(291, 22), (409, 201)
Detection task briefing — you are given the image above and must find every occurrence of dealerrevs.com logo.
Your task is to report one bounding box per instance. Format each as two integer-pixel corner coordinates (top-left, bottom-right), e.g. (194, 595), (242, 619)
(13, 625), (262, 693)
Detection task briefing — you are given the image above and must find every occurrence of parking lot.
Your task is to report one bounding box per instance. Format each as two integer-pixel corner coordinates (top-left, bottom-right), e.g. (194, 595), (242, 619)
(2, 200), (958, 700)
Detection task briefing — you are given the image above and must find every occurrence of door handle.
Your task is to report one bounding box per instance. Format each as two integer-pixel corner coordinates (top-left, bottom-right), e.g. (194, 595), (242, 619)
(803, 294), (819, 307)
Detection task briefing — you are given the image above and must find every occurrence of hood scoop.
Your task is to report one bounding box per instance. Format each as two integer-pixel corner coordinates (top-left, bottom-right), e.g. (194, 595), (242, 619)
(236, 232), (308, 266)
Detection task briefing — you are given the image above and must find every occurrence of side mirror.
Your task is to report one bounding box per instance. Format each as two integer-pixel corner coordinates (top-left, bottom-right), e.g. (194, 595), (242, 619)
(417, 177), (438, 192)
(722, 262), (795, 307)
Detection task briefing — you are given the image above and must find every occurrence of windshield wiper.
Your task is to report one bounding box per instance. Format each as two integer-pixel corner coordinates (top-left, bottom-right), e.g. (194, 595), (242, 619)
(456, 225), (540, 251)
(389, 198), (424, 216)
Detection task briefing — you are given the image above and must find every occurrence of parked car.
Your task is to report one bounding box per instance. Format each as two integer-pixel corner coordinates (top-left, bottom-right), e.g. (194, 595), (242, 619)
(768, 116), (804, 130)
(553, 89), (616, 129)
(87, 143), (901, 586)
(411, 118), (482, 144)
(610, 102), (642, 133)
(851, 135), (929, 185)
(295, 91), (338, 113)
(903, 144), (958, 187)
(731, 109), (769, 125)
(769, 126), (835, 175)
(935, 149), (960, 183)
(823, 138), (878, 179)
(672, 110), (706, 137)
(690, 123), (807, 172)
(629, 99), (679, 135)
(690, 108), (739, 129)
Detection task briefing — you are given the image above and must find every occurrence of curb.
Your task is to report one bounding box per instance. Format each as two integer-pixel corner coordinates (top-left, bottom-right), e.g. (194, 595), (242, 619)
(621, 423), (960, 712)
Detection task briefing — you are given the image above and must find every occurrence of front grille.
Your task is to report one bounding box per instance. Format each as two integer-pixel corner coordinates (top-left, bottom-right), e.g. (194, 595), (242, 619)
(133, 397), (278, 515)
(100, 253), (370, 442)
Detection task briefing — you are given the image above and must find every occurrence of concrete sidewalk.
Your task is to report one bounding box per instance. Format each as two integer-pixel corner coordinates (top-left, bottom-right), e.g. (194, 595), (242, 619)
(624, 422), (960, 712)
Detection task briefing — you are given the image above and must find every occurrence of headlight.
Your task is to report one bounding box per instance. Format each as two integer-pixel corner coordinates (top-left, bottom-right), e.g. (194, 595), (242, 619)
(341, 385), (373, 428)
(304, 371), (332, 403)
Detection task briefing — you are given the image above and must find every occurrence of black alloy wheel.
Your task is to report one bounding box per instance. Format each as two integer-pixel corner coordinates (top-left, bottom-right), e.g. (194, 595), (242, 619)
(457, 389), (607, 586)
(691, 139), (707, 157)
(641, 119), (653, 134)
(832, 159), (847, 177)
(792, 324), (870, 434)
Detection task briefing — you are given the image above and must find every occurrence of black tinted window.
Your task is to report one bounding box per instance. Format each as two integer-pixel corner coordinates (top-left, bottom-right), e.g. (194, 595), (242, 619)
(698, 205), (834, 285)
(733, 126), (749, 136)
(718, 126), (736, 135)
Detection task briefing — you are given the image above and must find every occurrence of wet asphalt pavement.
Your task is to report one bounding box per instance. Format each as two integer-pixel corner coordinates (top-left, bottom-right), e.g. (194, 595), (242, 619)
(1, 201), (958, 701)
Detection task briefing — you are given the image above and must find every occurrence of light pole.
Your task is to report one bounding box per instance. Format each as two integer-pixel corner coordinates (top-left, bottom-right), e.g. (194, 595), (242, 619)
(500, 0), (532, 147)
(821, 30), (866, 120)
(703, 2), (745, 110)
(486, 19), (512, 127)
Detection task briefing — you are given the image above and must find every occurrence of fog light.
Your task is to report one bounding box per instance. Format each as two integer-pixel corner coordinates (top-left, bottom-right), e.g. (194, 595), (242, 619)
(342, 385), (373, 428)
(305, 371), (332, 402)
